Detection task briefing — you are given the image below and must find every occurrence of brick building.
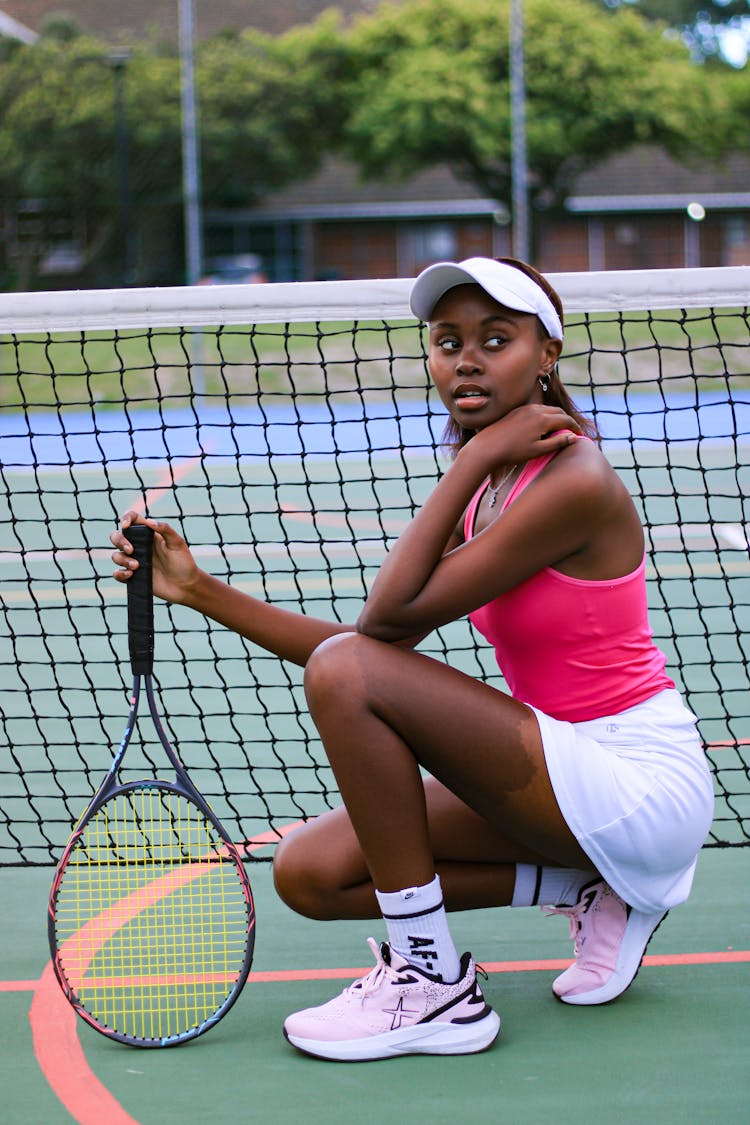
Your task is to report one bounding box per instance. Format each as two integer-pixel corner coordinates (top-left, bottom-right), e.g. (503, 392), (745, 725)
(203, 147), (750, 280)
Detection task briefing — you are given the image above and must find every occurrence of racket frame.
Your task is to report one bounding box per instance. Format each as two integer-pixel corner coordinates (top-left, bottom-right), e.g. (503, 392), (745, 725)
(47, 526), (256, 1047)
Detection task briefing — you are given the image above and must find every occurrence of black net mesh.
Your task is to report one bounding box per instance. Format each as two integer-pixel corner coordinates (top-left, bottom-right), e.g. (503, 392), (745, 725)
(1, 290), (748, 864)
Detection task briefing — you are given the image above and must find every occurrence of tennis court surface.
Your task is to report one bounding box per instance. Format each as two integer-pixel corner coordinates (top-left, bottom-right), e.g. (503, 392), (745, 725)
(1, 266), (749, 1120)
(1, 851), (748, 1123)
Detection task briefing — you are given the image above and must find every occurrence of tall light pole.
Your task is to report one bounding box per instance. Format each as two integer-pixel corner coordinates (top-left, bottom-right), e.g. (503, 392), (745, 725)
(510, 0), (530, 262)
(179, 0), (204, 285)
(108, 49), (136, 286)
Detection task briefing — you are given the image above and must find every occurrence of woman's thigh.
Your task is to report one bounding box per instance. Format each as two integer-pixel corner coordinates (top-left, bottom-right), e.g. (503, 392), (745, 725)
(304, 633), (591, 868)
(276, 776), (557, 892)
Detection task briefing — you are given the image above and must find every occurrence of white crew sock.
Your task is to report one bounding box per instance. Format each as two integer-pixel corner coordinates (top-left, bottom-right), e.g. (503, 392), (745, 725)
(375, 875), (462, 983)
(512, 864), (597, 908)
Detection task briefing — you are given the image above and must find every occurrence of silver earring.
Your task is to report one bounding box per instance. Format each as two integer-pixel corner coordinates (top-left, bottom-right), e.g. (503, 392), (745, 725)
(539, 373), (549, 393)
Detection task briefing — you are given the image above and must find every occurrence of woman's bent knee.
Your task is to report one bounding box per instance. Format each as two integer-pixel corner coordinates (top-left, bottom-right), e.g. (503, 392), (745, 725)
(273, 827), (340, 921)
(303, 631), (369, 709)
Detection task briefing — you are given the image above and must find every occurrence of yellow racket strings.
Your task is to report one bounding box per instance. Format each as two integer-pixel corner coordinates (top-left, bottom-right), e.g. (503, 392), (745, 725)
(54, 788), (251, 1041)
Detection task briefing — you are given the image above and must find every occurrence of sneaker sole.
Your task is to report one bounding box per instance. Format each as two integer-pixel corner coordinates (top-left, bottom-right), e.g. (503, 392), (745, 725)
(557, 908), (668, 1006)
(284, 1009), (501, 1062)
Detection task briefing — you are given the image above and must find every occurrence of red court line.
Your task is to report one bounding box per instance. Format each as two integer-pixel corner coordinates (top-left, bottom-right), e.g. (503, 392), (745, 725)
(30, 961), (139, 1125)
(27, 823), (301, 1125)
(21, 809), (749, 1125)
(132, 453), (207, 514)
(245, 948), (750, 983)
(8, 948), (748, 994)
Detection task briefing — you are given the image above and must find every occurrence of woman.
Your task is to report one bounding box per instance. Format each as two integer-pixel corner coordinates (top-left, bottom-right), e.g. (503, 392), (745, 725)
(111, 257), (714, 1063)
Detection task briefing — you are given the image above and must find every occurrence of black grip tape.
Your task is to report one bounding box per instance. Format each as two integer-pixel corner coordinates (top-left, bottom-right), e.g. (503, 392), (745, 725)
(125, 525), (155, 676)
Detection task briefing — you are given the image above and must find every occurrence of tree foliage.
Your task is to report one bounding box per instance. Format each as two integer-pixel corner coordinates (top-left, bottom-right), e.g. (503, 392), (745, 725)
(337, 0), (739, 207)
(0, 14), (347, 215)
(0, 0), (744, 285)
(598, 0), (750, 62)
(602, 0), (749, 22)
(197, 15), (348, 206)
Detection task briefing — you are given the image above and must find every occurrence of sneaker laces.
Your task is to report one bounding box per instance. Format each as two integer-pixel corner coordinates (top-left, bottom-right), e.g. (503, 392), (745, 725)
(343, 938), (401, 1003)
(542, 903), (583, 954)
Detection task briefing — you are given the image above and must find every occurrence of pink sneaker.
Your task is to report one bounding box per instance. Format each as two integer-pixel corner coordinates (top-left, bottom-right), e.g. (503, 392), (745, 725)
(544, 879), (667, 1006)
(283, 938), (501, 1061)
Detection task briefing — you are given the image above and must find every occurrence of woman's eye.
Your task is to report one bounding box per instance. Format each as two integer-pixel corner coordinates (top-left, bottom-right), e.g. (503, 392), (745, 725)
(437, 336), (459, 352)
(486, 334), (506, 348)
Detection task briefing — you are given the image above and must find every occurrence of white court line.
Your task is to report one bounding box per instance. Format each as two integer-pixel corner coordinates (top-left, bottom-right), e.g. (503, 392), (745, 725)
(0, 540), (392, 566)
(3, 558), (749, 606)
(648, 523), (749, 551)
(3, 521), (748, 568)
(717, 525), (750, 551)
(0, 572), (369, 605)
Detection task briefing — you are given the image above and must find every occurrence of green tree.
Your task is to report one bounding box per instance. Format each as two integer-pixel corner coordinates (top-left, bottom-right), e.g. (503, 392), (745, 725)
(0, 14), (347, 284)
(602, 0), (748, 22)
(198, 15), (348, 207)
(337, 0), (738, 209)
(598, 0), (750, 62)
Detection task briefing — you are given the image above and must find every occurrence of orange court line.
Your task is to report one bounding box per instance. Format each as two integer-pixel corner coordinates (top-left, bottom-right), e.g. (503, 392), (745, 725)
(27, 822), (301, 1125)
(29, 959), (140, 1125)
(132, 452), (207, 515)
(245, 948), (750, 982)
(21, 799), (749, 1125)
(7, 948), (746, 994)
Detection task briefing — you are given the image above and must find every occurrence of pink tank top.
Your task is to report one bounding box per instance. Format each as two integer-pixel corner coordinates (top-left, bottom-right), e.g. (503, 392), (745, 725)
(464, 451), (674, 722)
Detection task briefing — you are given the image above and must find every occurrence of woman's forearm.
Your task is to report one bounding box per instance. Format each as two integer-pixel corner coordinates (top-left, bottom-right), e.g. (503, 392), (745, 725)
(357, 445), (485, 639)
(183, 570), (354, 667)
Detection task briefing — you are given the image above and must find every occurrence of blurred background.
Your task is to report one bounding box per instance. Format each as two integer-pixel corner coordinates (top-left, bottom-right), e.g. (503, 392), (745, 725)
(0, 0), (748, 290)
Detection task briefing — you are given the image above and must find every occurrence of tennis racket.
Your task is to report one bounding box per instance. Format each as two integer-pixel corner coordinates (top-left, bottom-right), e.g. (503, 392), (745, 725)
(48, 525), (255, 1047)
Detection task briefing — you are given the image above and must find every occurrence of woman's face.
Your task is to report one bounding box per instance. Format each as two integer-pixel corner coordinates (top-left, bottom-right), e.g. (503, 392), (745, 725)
(427, 283), (560, 430)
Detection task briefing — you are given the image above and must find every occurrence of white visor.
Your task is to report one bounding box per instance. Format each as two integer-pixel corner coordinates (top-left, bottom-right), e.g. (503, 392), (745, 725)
(409, 257), (563, 342)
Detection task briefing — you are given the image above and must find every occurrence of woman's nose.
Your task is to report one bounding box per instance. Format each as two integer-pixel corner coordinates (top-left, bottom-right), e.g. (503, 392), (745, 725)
(455, 346), (482, 374)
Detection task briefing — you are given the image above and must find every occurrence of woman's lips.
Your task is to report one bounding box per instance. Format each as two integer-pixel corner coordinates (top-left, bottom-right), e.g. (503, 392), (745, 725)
(452, 383), (490, 410)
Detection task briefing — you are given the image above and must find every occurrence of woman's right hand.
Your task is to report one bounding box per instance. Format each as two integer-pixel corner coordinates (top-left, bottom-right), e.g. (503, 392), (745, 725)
(110, 511), (201, 605)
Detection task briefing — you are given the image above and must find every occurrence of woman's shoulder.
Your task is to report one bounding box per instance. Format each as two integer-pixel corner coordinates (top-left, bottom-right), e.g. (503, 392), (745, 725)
(531, 432), (607, 479)
(532, 434), (625, 509)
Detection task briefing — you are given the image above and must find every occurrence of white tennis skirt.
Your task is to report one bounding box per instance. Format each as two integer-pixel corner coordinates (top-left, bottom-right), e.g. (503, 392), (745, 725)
(532, 689), (715, 913)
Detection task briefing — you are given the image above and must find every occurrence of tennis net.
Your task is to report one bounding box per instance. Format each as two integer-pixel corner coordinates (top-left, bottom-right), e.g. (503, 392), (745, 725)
(1, 266), (749, 865)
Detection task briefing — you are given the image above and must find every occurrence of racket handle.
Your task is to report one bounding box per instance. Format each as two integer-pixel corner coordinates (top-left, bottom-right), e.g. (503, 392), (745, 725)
(125, 525), (155, 676)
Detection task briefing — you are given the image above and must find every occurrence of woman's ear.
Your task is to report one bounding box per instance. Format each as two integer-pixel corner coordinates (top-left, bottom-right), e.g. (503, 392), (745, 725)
(541, 337), (562, 368)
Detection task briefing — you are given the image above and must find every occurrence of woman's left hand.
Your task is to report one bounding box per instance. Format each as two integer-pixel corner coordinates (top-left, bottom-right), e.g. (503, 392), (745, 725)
(465, 403), (582, 474)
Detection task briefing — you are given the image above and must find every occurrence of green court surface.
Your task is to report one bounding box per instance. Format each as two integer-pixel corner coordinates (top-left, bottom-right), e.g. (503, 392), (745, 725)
(3, 441), (749, 866)
(2, 303), (749, 1122)
(2, 847), (748, 1125)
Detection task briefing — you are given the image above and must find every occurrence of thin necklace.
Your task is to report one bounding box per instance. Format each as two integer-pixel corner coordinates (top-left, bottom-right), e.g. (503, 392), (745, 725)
(487, 464), (518, 508)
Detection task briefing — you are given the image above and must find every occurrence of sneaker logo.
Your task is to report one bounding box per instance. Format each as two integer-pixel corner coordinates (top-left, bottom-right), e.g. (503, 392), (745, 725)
(581, 889), (598, 915)
(382, 996), (420, 1031)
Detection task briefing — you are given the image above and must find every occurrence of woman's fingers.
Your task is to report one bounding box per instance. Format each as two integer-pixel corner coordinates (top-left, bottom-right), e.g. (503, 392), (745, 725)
(110, 511), (158, 579)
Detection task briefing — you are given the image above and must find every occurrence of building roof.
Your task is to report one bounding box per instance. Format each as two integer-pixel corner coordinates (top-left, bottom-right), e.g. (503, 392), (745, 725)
(0, 11), (37, 42)
(567, 146), (750, 212)
(205, 147), (750, 225)
(0, 1), (386, 41)
(211, 158), (497, 223)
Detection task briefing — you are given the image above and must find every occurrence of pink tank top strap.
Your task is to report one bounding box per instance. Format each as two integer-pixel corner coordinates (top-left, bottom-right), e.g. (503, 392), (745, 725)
(463, 481), (487, 540)
(463, 446), (561, 541)
(503, 451), (558, 510)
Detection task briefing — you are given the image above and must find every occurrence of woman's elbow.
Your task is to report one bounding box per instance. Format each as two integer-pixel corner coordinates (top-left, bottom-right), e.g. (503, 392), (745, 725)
(355, 606), (404, 643)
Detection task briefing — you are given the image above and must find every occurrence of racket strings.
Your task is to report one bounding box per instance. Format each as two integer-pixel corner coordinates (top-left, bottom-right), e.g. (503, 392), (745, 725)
(53, 787), (253, 1042)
